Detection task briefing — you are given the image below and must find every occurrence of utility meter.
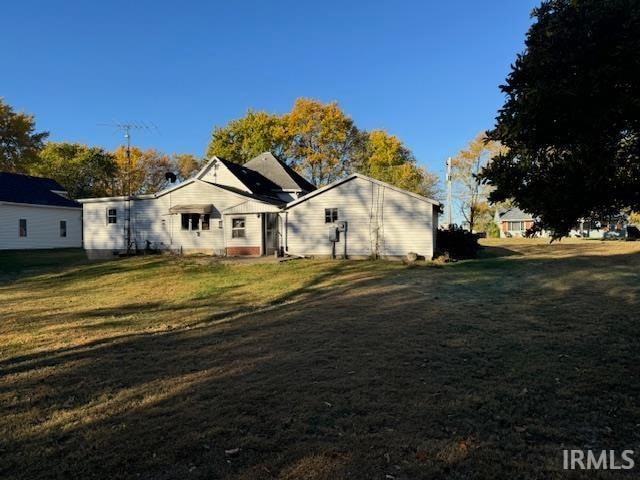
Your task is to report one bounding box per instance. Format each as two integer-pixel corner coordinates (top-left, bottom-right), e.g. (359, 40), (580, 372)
(336, 221), (348, 232)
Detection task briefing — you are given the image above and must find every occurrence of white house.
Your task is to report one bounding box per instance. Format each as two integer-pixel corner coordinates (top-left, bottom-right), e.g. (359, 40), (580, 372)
(0, 172), (82, 249)
(79, 152), (440, 259)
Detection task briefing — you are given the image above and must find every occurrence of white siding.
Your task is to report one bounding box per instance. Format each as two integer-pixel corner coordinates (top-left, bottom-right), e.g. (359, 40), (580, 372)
(285, 176), (436, 258)
(0, 204), (82, 249)
(224, 213), (262, 251)
(199, 161), (251, 192)
(82, 180), (262, 256)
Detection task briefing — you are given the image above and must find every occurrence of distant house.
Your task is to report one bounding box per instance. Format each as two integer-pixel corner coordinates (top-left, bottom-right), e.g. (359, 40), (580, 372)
(495, 206), (629, 238)
(0, 172), (82, 249)
(80, 152), (440, 259)
(496, 207), (535, 238)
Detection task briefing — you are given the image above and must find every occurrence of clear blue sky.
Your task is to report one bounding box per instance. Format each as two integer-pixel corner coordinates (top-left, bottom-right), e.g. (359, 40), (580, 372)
(2, 0), (538, 184)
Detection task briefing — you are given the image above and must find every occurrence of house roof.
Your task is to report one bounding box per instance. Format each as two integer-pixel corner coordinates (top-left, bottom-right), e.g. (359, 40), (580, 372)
(498, 207), (534, 221)
(285, 173), (440, 209)
(0, 172), (80, 208)
(244, 152), (317, 192)
(214, 157), (282, 195)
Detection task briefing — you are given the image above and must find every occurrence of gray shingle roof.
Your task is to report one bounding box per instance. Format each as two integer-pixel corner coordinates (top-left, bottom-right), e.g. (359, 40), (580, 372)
(244, 152), (316, 192)
(498, 206), (534, 221)
(0, 172), (80, 208)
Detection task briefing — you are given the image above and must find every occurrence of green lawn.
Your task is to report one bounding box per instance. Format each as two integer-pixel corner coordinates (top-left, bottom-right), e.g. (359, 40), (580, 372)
(1, 241), (639, 479)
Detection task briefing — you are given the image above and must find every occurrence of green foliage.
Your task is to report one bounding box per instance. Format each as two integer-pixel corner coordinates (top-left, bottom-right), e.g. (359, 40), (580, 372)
(206, 98), (439, 196)
(481, 0), (640, 238)
(485, 221), (500, 238)
(206, 110), (288, 164)
(0, 98), (48, 172)
(357, 129), (440, 198)
(34, 143), (117, 198)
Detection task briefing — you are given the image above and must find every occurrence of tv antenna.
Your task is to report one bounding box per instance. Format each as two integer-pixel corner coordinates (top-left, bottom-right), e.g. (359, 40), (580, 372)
(97, 121), (160, 254)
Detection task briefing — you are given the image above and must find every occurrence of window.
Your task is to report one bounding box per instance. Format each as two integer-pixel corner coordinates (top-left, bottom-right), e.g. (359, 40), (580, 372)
(19, 219), (27, 237)
(107, 208), (117, 224)
(325, 208), (338, 223)
(60, 220), (67, 237)
(201, 214), (210, 230)
(507, 221), (525, 231)
(181, 213), (190, 230)
(232, 217), (246, 238)
(181, 213), (201, 230)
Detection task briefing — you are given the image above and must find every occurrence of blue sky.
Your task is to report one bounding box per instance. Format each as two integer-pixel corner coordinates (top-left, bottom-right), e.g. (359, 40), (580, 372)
(2, 0), (538, 184)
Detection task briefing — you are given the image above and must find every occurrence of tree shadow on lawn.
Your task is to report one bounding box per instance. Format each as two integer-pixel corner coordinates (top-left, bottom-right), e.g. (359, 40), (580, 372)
(1, 252), (639, 479)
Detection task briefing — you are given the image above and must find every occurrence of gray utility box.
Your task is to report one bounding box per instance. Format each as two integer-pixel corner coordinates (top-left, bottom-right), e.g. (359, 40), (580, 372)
(329, 227), (340, 242)
(336, 221), (348, 232)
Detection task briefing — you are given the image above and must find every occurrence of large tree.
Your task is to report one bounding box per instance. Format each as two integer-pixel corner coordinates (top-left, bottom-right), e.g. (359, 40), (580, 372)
(34, 143), (117, 198)
(206, 98), (439, 194)
(0, 98), (49, 172)
(451, 133), (505, 233)
(285, 98), (361, 186)
(357, 129), (439, 198)
(206, 110), (289, 164)
(113, 146), (176, 195)
(481, 0), (640, 237)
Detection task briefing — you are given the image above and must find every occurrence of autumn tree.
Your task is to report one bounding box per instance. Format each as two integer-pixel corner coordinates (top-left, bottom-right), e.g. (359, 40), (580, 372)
(357, 129), (439, 198)
(452, 133), (505, 233)
(481, 0), (640, 237)
(34, 142), (117, 198)
(205, 98), (439, 194)
(206, 110), (288, 164)
(285, 98), (361, 186)
(113, 146), (177, 195)
(0, 98), (49, 172)
(173, 153), (202, 180)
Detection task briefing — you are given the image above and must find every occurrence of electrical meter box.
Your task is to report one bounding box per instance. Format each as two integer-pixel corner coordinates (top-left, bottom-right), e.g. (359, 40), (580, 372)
(329, 227), (340, 242)
(336, 221), (348, 232)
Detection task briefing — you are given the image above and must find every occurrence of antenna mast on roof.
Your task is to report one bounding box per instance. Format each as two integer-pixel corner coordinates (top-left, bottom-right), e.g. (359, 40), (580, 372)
(97, 121), (159, 254)
(446, 157), (453, 227)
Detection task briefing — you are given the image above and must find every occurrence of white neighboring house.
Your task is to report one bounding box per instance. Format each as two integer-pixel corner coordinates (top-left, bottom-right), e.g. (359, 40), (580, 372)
(0, 172), (82, 249)
(79, 152), (440, 259)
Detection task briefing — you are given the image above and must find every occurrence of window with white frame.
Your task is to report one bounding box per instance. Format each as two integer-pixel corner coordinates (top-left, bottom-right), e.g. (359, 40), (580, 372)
(107, 208), (117, 224)
(60, 220), (67, 237)
(232, 217), (245, 238)
(507, 221), (525, 231)
(325, 208), (338, 223)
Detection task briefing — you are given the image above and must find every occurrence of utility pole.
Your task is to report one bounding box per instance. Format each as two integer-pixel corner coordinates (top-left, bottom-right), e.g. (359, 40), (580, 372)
(446, 157), (453, 227)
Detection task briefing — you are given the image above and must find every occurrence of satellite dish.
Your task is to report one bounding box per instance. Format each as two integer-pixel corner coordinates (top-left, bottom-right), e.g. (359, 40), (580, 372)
(165, 172), (177, 183)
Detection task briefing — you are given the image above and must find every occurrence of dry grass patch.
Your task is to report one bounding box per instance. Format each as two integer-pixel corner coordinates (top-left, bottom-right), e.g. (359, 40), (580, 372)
(1, 240), (639, 479)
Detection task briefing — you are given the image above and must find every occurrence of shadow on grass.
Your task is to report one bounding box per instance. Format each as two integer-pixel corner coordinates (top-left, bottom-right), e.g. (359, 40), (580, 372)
(1, 250), (639, 479)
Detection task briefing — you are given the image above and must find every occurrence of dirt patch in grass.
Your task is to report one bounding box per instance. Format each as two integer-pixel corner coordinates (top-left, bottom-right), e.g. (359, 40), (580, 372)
(1, 240), (639, 479)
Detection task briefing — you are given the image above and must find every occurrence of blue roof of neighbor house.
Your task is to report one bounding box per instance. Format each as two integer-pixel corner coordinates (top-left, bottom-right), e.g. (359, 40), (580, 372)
(0, 172), (80, 208)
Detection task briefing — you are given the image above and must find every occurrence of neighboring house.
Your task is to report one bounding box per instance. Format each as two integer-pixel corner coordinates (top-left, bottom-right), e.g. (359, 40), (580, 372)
(0, 172), (82, 249)
(80, 152), (440, 259)
(496, 207), (536, 238)
(495, 206), (628, 238)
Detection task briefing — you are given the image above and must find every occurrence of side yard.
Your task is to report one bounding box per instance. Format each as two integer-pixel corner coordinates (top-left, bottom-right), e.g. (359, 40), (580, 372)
(1, 240), (639, 479)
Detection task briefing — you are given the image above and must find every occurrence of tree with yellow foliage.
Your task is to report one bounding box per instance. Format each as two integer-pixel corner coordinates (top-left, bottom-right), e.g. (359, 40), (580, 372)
(357, 129), (439, 198)
(113, 147), (197, 195)
(451, 133), (506, 233)
(206, 98), (439, 195)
